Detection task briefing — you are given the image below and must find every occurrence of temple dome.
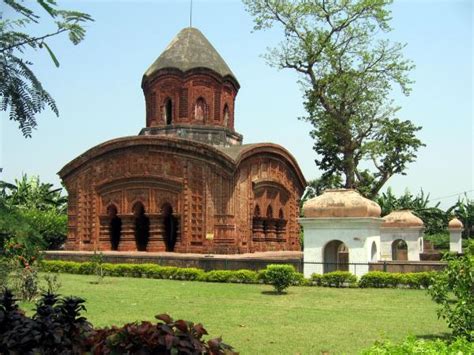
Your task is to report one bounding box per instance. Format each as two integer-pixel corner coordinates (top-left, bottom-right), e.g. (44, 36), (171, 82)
(448, 217), (463, 230)
(303, 189), (381, 218)
(382, 210), (424, 228)
(143, 27), (237, 83)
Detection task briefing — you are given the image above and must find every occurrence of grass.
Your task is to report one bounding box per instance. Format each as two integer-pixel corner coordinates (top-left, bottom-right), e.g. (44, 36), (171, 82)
(22, 273), (449, 354)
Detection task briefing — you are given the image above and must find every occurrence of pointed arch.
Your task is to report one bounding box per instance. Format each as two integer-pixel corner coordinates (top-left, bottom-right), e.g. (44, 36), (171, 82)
(132, 201), (149, 251)
(223, 103), (230, 125)
(107, 204), (121, 251)
(194, 97), (208, 121)
(164, 98), (173, 125)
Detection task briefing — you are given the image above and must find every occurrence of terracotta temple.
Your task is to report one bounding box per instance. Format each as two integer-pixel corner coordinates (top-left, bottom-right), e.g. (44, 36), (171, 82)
(59, 27), (306, 254)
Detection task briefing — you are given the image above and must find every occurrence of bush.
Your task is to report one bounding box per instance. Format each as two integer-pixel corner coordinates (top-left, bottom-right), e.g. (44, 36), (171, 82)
(321, 271), (357, 287)
(86, 314), (236, 354)
(359, 271), (401, 288)
(361, 336), (473, 354)
(310, 273), (323, 286)
(428, 241), (473, 340)
(18, 208), (67, 250)
(424, 233), (450, 251)
(0, 289), (92, 353)
(359, 271), (437, 289)
(0, 289), (236, 354)
(265, 264), (296, 293)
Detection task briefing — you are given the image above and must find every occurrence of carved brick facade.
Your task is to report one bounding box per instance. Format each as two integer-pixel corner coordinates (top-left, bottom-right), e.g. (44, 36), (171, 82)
(59, 27), (306, 254)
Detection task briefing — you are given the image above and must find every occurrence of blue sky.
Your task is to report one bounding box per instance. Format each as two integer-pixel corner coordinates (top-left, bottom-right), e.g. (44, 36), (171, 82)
(0, 0), (472, 208)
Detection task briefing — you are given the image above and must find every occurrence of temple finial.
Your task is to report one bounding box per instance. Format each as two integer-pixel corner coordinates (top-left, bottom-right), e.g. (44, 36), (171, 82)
(189, 0), (193, 27)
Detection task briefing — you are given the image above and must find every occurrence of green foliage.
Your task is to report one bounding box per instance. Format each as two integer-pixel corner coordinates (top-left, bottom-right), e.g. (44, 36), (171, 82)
(428, 242), (473, 340)
(0, 175), (67, 250)
(310, 273), (323, 286)
(40, 272), (62, 294)
(424, 233), (450, 251)
(359, 271), (436, 289)
(243, 0), (424, 198)
(0, 288), (236, 354)
(90, 250), (105, 283)
(361, 336), (474, 354)
(454, 196), (474, 239)
(1, 0), (93, 137)
(87, 314), (236, 354)
(321, 271), (357, 288)
(18, 208), (67, 249)
(264, 264), (296, 293)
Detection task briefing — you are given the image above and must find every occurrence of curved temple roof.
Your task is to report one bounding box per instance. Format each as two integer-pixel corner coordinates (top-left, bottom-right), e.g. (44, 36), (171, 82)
(143, 27), (237, 83)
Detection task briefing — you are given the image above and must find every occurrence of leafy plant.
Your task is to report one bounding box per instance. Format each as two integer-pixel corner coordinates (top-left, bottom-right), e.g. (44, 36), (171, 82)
(40, 273), (62, 294)
(86, 314), (236, 354)
(90, 250), (105, 284)
(361, 336), (473, 354)
(264, 264), (296, 293)
(0, 289), (92, 353)
(1, 0), (94, 137)
(321, 271), (357, 288)
(428, 241), (473, 340)
(0, 289), (236, 354)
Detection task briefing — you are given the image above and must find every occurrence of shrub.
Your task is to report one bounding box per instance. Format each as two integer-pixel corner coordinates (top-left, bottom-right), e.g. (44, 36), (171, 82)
(361, 336), (474, 354)
(203, 270), (234, 283)
(265, 264), (296, 293)
(0, 289), (92, 353)
(321, 271), (357, 287)
(86, 314), (236, 354)
(310, 273), (323, 286)
(0, 289), (236, 354)
(359, 271), (401, 288)
(173, 267), (205, 281)
(428, 241), (473, 340)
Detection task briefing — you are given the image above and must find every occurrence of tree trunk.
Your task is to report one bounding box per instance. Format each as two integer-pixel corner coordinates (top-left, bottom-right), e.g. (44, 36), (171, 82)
(343, 150), (355, 189)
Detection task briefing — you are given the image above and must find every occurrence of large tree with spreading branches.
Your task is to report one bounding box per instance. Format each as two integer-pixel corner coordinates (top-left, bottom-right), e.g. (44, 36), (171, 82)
(243, 0), (425, 198)
(0, 0), (93, 137)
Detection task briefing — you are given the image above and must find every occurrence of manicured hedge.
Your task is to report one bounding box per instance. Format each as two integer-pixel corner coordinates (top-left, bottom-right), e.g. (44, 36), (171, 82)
(358, 271), (437, 289)
(40, 260), (438, 289)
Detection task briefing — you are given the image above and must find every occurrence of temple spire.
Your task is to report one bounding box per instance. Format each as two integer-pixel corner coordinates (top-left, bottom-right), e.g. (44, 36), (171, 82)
(189, 0), (193, 27)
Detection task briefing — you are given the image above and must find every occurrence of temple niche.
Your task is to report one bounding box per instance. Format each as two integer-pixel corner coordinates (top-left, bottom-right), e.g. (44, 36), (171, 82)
(59, 27), (306, 254)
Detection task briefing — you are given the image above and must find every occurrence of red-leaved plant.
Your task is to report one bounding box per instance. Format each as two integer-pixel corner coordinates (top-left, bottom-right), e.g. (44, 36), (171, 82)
(86, 313), (236, 354)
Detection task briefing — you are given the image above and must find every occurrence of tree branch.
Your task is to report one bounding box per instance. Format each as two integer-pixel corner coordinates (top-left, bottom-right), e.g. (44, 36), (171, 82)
(1, 28), (68, 53)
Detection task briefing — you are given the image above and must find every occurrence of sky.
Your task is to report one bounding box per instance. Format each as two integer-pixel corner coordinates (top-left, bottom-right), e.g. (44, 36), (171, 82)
(0, 0), (472, 208)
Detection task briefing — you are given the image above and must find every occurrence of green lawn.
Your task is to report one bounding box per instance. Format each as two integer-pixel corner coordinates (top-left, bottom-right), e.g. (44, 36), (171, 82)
(23, 273), (449, 354)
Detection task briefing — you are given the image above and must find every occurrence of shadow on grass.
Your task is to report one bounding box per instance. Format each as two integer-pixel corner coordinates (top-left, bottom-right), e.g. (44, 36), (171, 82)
(415, 333), (451, 341)
(261, 290), (288, 296)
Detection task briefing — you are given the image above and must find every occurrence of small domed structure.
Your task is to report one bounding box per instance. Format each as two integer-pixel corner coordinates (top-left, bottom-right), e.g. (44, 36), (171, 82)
(380, 210), (424, 262)
(448, 217), (463, 230)
(382, 210), (424, 228)
(303, 189), (381, 218)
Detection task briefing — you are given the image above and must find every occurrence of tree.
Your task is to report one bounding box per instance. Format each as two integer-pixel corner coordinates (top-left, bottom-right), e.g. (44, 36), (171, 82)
(243, 0), (424, 198)
(0, 0), (93, 137)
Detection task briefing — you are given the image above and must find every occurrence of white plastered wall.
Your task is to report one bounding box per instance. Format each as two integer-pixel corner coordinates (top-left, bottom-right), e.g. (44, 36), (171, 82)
(299, 218), (383, 278)
(449, 228), (463, 253)
(380, 227), (424, 261)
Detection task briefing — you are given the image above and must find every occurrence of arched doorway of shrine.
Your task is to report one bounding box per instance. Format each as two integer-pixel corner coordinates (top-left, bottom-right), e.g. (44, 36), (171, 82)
(133, 202), (150, 251)
(162, 203), (177, 252)
(392, 239), (408, 261)
(323, 240), (349, 273)
(107, 204), (122, 251)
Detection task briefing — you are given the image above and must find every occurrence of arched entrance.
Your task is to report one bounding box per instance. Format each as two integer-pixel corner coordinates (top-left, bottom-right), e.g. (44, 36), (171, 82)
(133, 202), (149, 251)
(392, 239), (408, 260)
(162, 203), (177, 252)
(323, 240), (349, 273)
(107, 204), (122, 251)
(165, 98), (173, 125)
